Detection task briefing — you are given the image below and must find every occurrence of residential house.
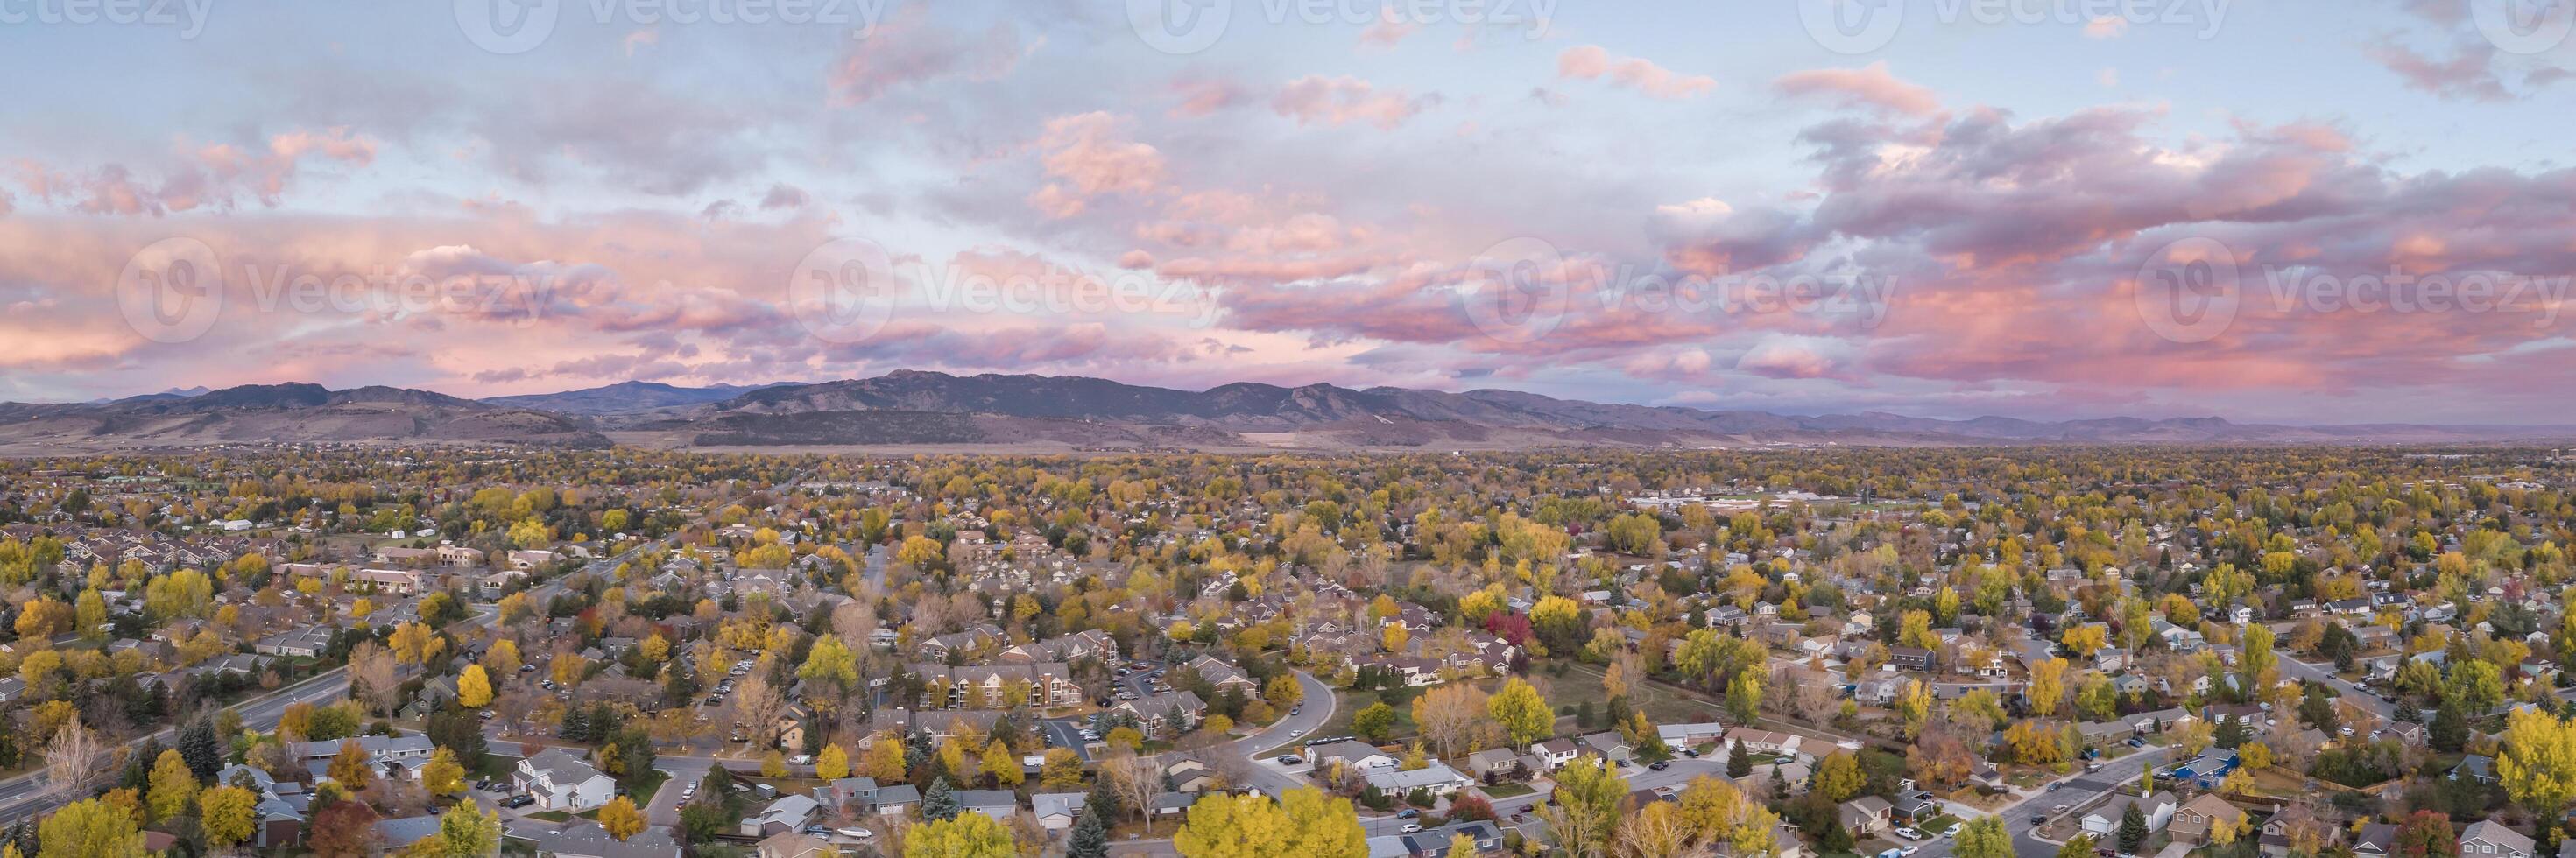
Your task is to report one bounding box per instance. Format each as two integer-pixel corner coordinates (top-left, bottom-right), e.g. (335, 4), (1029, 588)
(2170, 794), (2245, 843)
(1033, 793), (1087, 832)
(2462, 820), (2537, 858)
(515, 747), (617, 812)
(2081, 791), (2175, 838)
(740, 794), (821, 837)
(1838, 796), (1893, 836)
(1364, 763), (1473, 798)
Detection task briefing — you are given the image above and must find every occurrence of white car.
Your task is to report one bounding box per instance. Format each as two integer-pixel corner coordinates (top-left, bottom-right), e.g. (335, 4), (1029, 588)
(836, 827), (874, 839)
(1400, 824), (1422, 833)
(1901, 847), (1921, 857)
(790, 754), (815, 765)
(1289, 729), (1306, 737)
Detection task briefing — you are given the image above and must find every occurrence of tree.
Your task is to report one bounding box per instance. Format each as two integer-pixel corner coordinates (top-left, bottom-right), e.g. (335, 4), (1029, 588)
(1413, 683), (1493, 761)
(1172, 790), (1364, 858)
(304, 798), (383, 857)
(422, 747), (467, 797)
(1265, 674), (1304, 710)
(145, 749), (197, 822)
(2431, 701), (2469, 752)
(907, 811), (1015, 858)
(406, 801), (501, 857)
(328, 739), (374, 791)
(1352, 702), (1397, 743)
(1728, 738), (1752, 778)
(2029, 658), (2068, 717)
(761, 750), (787, 779)
(2393, 810), (2457, 858)
(199, 784), (258, 848)
(2058, 833), (2098, 858)
(922, 776), (962, 821)
(1615, 801), (1693, 858)
(36, 798), (142, 858)
(1041, 748), (1085, 789)
(43, 718), (108, 805)
(2118, 801), (2148, 852)
(865, 734), (909, 781)
(1956, 816), (2015, 858)
(1814, 751), (1866, 803)
(457, 665), (493, 708)
(798, 634), (861, 691)
(1489, 678), (1554, 746)
(178, 714), (223, 784)
(598, 797), (646, 840)
(2498, 707), (2576, 821)
(1068, 803), (1112, 858)
(1727, 669), (1765, 723)
(1540, 756), (1627, 858)
(815, 743), (850, 781)
(982, 738), (1024, 787)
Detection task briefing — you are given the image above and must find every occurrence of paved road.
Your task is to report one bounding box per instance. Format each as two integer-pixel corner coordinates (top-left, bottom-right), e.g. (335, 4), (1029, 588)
(1229, 671), (1334, 798)
(2276, 658), (2396, 722)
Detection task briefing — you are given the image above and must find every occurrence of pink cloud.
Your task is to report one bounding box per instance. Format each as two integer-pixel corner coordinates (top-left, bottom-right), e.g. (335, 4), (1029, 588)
(1556, 45), (1715, 100)
(1774, 62), (1943, 116)
(1027, 112), (1166, 219)
(1271, 75), (1435, 130)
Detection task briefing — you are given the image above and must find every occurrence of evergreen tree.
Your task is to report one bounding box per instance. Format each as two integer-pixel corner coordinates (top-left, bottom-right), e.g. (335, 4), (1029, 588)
(922, 776), (961, 821)
(1728, 738), (1752, 778)
(178, 715), (222, 784)
(2431, 701), (2468, 752)
(2213, 714), (2249, 749)
(120, 738), (163, 791)
(1067, 801), (1112, 858)
(2118, 802), (2148, 852)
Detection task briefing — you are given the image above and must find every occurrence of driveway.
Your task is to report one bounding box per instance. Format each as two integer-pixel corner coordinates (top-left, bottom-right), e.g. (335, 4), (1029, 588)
(1228, 671), (1333, 798)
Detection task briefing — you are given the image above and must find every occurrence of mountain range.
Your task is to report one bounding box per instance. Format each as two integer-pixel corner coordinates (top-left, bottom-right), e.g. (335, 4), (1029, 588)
(4, 371), (2571, 454)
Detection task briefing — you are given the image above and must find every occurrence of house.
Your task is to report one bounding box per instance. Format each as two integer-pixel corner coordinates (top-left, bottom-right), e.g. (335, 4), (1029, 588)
(1184, 656), (1260, 695)
(1313, 740), (1398, 772)
(1033, 792), (1087, 831)
(872, 784), (921, 818)
(2453, 755), (2500, 784)
(533, 820), (683, 858)
(2081, 791), (2175, 837)
(1531, 739), (1579, 770)
(1838, 796), (1893, 835)
(1579, 731), (1632, 763)
(815, 777), (879, 814)
(1888, 646), (1937, 672)
(1165, 759), (1219, 793)
(1116, 691), (1207, 735)
(1655, 722), (1728, 749)
(1464, 748), (1519, 777)
(955, 790), (1019, 822)
(515, 747), (617, 812)
(1403, 821), (1504, 857)
(741, 794), (821, 837)
(2170, 794), (2245, 843)
(754, 832), (835, 858)
(2352, 823), (2398, 858)
(1364, 763), (1473, 798)
(372, 816), (445, 852)
(2462, 819), (2537, 858)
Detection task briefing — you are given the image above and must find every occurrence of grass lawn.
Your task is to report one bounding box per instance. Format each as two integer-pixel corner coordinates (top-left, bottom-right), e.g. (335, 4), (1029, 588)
(626, 770), (670, 805)
(1481, 781), (1536, 798)
(526, 811), (572, 822)
(1917, 814), (1961, 834)
(1550, 665), (1715, 726)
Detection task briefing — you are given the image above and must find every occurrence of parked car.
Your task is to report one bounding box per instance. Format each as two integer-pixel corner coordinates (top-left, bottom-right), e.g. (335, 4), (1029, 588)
(1277, 756), (1303, 765)
(1400, 824), (1422, 834)
(1398, 810), (1419, 819)
(1648, 761), (1670, 770)
(836, 827), (874, 839)
(2029, 815), (2045, 826)
(503, 794), (535, 808)
(790, 754), (815, 765)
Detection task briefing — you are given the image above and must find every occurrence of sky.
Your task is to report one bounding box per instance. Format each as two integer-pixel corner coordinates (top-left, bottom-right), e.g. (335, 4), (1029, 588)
(3, 0), (2574, 424)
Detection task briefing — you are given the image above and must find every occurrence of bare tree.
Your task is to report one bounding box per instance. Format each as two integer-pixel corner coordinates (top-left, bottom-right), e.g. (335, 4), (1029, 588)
(1413, 683), (1496, 762)
(1103, 749), (1163, 835)
(348, 640), (402, 715)
(730, 672), (785, 746)
(45, 717), (112, 805)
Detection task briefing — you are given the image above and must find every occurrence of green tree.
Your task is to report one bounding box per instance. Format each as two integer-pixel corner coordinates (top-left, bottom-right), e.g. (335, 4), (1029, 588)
(406, 801), (502, 857)
(1727, 738), (1752, 778)
(1539, 756), (1627, 858)
(1069, 802), (1112, 858)
(2118, 801), (2149, 852)
(1352, 702), (1397, 743)
(1955, 816), (2015, 858)
(922, 776), (962, 821)
(2058, 833), (2098, 858)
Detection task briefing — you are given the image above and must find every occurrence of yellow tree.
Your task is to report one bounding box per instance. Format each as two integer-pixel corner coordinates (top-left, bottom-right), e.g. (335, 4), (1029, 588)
(2499, 707), (2576, 820)
(457, 665), (494, 708)
(815, 743), (850, 781)
(982, 737), (1024, 787)
(145, 749), (197, 822)
(2029, 658), (2069, 717)
(906, 812), (1015, 858)
(199, 785), (258, 848)
(1488, 678), (1555, 746)
(38, 798), (143, 858)
(422, 747), (467, 797)
(598, 797), (646, 840)
(1173, 792), (1288, 857)
(864, 735), (909, 781)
